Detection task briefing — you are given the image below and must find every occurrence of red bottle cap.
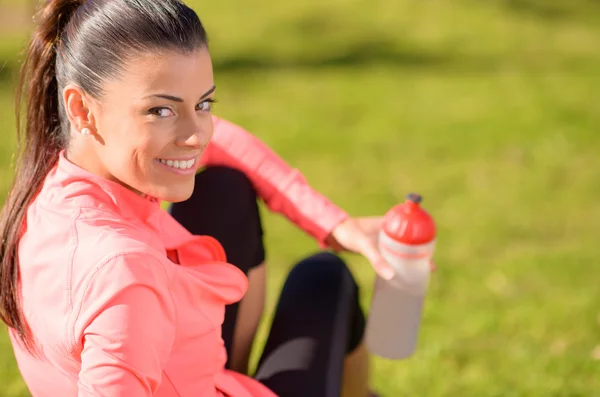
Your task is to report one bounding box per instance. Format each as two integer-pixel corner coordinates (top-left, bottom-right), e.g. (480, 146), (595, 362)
(382, 193), (436, 245)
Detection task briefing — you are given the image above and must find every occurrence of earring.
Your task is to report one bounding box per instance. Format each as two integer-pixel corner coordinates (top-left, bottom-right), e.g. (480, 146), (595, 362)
(81, 128), (91, 135)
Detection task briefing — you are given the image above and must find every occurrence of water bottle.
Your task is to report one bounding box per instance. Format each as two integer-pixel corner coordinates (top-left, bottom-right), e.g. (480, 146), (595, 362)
(365, 193), (436, 360)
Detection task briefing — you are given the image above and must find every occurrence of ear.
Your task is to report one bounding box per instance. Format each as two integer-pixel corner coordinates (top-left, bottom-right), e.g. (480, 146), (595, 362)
(63, 84), (98, 135)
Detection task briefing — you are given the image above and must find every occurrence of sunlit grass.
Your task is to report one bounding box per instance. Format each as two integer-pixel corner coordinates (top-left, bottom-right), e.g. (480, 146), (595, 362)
(0, 0), (599, 395)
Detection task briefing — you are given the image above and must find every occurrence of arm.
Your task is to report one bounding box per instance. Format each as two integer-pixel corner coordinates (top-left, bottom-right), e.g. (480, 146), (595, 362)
(201, 116), (348, 243)
(74, 253), (176, 397)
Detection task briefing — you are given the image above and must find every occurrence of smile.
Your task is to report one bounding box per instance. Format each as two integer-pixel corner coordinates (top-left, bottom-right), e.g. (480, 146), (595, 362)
(157, 158), (196, 170)
(155, 157), (198, 175)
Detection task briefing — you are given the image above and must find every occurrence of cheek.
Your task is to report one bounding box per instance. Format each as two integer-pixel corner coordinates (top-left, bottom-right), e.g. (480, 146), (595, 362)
(98, 105), (154, 155)
(96, 112), (158, 175)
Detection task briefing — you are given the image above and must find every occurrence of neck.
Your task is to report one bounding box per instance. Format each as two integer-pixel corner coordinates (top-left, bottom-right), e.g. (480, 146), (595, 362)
(65, 142), (144, 197)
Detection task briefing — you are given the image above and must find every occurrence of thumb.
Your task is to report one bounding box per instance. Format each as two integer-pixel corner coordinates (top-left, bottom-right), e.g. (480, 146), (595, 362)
(359, 238), (395, 280)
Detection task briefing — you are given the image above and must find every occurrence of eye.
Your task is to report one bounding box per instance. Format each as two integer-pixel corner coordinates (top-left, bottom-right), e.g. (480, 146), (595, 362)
(196, 99), (216, 112)
(148, 107), (175, 117)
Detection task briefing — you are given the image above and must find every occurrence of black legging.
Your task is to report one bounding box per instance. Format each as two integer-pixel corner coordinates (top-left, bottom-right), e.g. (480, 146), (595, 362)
(169, 166), (366, 397)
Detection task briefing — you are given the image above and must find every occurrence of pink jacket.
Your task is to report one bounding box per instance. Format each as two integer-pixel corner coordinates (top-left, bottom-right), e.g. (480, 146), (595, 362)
(204, 117), (347, 242)
(10, 118), (348, 396)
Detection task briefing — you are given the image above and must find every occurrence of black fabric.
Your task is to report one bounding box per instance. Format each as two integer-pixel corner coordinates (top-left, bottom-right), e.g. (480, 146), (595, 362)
(169, 166), (266, 271)
(255, 252), (365, 397)
(170, 166), (366, 396)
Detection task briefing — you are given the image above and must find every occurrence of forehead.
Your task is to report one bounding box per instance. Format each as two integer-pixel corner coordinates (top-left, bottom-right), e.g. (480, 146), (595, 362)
(104, 48), (214, 96)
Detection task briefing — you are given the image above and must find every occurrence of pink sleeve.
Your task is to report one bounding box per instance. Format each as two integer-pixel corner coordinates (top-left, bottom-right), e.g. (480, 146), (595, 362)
(200, 116), (349, 243)
(74, 253), (176, 397)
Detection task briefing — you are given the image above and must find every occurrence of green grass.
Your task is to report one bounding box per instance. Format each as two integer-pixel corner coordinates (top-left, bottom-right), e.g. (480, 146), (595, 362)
(1, 0), (600, 395)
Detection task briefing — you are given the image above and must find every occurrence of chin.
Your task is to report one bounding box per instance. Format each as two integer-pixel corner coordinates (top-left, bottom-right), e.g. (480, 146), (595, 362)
(150, 182), (195, 203)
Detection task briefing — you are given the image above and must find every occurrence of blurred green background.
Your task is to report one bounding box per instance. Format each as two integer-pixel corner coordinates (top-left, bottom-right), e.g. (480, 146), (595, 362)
(1, 0), (599, 395)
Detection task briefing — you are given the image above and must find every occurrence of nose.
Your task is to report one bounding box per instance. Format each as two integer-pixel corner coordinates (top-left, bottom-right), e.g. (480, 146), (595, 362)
(176, 115), (213, 148)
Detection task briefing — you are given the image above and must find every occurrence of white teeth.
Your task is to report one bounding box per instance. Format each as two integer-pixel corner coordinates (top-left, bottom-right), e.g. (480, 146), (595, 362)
(158, 158), (195, 170)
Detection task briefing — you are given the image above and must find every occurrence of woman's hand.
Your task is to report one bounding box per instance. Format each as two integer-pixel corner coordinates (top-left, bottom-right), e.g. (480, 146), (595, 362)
(325, 216), (436, 280)
(325, 217), (394, 280)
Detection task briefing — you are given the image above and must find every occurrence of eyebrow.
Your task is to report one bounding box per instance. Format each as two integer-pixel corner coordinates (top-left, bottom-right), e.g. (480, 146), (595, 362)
(150, 85), (216, 103)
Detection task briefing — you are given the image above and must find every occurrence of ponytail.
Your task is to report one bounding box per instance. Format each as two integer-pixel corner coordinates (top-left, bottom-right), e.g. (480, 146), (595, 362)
(0, 0), (81, 351)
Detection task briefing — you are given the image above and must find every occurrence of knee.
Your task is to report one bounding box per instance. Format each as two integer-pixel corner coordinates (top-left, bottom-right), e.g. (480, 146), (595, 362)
(288, 252), (357, 303)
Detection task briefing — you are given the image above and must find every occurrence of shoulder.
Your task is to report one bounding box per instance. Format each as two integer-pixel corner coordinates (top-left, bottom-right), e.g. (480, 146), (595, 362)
(70, 207), (171, 283)
(22, 194), (162, 275)
(212, 115), (253, 139)
(74, 206), (163, 255)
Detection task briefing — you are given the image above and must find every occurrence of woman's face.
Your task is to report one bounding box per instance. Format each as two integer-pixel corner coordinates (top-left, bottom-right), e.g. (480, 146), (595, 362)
(77, 48), (215, 202)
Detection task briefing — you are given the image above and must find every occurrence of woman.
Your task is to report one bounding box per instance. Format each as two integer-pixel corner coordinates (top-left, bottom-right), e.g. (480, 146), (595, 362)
(0, 1), (394, 396)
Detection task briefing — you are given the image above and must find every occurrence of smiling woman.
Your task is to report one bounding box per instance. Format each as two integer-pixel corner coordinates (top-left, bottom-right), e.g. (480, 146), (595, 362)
(0, 1), (379, 397)
(67, 49), (216, 201)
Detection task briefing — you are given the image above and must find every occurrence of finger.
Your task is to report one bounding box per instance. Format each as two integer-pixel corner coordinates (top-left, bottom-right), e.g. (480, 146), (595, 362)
(358, 237), (395, 280)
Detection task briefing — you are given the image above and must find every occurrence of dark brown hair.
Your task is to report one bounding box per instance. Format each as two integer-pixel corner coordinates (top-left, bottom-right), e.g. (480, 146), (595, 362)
(0, 0), (208, 351)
